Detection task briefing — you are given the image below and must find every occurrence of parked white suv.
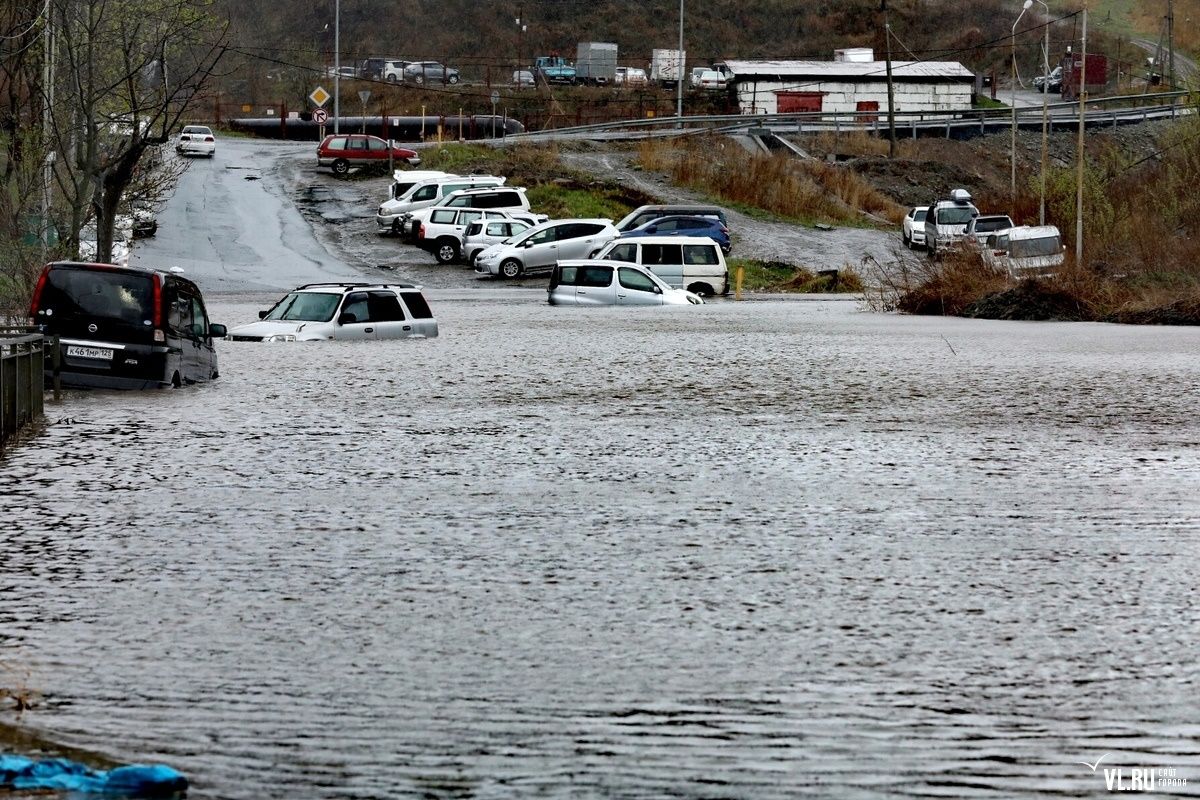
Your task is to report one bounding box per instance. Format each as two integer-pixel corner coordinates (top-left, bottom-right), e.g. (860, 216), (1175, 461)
(404, 186), (540, 244)
(461, 218), (534, 263)
(474, 219), (620, 279)
(418, 207), (543, 264)
(226, 282), (438, 341)
(376, 175), (506, 235)
(384, 170), (454, 202)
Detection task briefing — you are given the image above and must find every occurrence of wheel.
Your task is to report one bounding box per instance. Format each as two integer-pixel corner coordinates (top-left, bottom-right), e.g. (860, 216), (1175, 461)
(434, 239), (460, 264)
(170, 371), (181, 388)
(414, 74), (425, 84)
(902, 231), (911, 249)
(468, 249), (482, 263)
(499, 258), (523, 279)
(387, 74), (397, 83)
(448, 74), (459, 85)
(390, 219), (402, 235)
(687, 282), (713, 297)
(332, 158), (349, 175)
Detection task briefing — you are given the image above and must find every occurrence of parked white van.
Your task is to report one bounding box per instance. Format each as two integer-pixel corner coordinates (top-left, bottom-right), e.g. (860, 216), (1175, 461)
(982, 225), (1066, 279)
(376, 175), (506, 234)
(385, 170), (453, 203)
(923, 188), (979, 258)
(592, 236), (729, 297)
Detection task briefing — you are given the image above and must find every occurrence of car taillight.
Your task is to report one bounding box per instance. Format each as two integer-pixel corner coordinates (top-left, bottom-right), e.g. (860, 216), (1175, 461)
(29, 265), (50, 318)
(418, 224), (426, 239)
(152, 273), (163, 328)
(204, 136), (214, 142)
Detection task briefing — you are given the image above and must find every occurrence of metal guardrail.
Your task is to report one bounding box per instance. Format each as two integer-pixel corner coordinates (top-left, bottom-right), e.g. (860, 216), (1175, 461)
(504, 90), (1194, 142)
(0, 327), (56, 449)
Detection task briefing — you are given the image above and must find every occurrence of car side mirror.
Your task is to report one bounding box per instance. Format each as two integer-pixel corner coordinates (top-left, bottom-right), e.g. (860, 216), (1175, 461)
(524, 241), (535, 248)
(208, 323), (227, 337)
(338, 312), (358, 325)
(646, 226), (657, 233)
(653, 285), (663, 294)
(258, 309), (268, 319)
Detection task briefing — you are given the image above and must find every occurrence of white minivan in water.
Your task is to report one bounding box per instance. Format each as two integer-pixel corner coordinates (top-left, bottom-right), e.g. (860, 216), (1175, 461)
(592, 236), (728, 297)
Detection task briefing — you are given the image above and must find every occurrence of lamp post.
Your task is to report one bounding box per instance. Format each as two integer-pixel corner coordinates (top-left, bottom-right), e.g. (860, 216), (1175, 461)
(333, 0), (340, 133)
(676, 0), (684, 127)
(1012, 0), (1033, 203)
(1034, 0), (1050, 225)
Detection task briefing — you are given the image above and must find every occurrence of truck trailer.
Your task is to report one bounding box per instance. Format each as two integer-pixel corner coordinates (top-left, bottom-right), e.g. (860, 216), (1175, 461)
(650, 48), (686, 87)
(576, 42), (618, 85)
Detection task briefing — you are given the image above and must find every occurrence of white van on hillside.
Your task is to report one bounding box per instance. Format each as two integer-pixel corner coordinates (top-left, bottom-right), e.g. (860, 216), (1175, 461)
(923, 188), (979, 258)
(592, 236), (729, 297)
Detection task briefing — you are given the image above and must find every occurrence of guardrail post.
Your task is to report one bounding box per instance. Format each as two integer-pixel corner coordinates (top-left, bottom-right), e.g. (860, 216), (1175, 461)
(51, 336), (61, 402)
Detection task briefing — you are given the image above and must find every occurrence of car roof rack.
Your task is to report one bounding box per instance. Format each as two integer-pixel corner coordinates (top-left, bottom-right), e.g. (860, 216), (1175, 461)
(294, 281), (417, 290)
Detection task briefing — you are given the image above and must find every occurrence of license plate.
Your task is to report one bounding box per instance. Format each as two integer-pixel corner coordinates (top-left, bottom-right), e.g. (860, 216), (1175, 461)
(66, 345), (113, 360)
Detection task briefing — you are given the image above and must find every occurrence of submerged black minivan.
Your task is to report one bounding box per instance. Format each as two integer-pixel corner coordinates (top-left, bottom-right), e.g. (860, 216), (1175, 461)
(30, 261), (226, 389)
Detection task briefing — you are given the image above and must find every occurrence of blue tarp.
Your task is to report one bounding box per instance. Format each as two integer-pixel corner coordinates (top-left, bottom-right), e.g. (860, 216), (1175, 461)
(0, 755), (186, 797)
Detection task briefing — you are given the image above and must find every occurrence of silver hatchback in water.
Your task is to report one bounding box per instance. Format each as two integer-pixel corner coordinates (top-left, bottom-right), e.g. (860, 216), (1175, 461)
(548, 260), (703, 306)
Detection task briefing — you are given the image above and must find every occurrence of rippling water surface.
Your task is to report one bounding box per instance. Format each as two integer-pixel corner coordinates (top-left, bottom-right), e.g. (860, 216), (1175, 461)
(3, 295), (1199, 798)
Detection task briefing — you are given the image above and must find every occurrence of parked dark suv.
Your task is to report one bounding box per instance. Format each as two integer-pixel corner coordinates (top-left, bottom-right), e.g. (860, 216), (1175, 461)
(615, 204), (729, 233)
(29, 261), (226, 389)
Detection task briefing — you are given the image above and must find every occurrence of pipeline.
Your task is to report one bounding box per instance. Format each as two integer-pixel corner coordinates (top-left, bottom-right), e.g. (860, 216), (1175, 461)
(228, 115), (525, 143)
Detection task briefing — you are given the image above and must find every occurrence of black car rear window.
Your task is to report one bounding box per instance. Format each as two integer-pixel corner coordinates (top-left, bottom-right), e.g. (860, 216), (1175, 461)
(40, 266), (155, 324)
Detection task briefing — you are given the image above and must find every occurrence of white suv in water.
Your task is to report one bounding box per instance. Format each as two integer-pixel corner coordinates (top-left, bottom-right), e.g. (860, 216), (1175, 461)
(227, 283), (438, 341)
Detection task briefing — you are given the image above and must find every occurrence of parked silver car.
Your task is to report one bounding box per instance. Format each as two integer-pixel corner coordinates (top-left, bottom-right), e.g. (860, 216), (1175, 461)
(548, 261), (703, 306)
(404, 61), (459, 84)
(474, 219), (619, 279)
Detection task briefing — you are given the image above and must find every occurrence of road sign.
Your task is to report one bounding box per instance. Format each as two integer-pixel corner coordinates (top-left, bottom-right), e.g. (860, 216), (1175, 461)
(357, 89), (372, 105)
(491, 90), (500, 105)
(312, 108), (328, 125)
(309, 86), (331, 107)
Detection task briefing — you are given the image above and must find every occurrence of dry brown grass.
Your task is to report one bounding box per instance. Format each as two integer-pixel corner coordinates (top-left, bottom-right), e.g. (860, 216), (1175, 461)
(637, 136), (905, 225)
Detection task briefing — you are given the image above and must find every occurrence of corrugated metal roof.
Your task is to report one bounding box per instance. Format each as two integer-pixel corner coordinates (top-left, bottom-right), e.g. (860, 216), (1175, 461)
(723, 60), (974, 80)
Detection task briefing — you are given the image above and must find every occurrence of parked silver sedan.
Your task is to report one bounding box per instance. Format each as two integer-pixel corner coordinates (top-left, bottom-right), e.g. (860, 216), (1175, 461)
(548, 260), (704, 306)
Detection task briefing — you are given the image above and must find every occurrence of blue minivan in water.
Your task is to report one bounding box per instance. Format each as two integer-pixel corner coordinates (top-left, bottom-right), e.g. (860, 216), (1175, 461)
(30, 261), (226, 389)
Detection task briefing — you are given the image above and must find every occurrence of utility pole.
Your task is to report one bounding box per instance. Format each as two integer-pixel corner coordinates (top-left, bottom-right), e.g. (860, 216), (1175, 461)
(883, 0), (896, 159)
(1037, 0), (1050, 226)
(676, 0), (684, 127)
(1167, 0), (1175, 90)
(1075, 6), (1086, 265)
(41, 0), (54, 250)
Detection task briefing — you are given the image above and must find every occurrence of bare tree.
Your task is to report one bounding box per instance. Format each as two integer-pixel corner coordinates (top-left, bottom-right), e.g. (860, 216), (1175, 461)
(46, 0), (229, 263)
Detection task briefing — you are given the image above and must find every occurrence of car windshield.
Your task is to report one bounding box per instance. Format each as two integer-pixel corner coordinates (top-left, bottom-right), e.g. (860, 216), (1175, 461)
(264, 292), (341, 322)
(1010, 235), (1062, 258)
(936, 206), (975, 225)
(914, 209), (928, 222)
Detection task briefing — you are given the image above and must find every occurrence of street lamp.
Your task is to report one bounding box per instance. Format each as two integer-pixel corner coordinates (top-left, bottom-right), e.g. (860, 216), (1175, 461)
(1011, 0), (1033, 203)
(333, 0), (340, 134)
(1035, 0), (1050, 225)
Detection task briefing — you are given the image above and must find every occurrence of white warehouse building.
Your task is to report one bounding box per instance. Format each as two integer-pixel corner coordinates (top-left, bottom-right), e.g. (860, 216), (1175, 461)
(721, 49), (976, 116)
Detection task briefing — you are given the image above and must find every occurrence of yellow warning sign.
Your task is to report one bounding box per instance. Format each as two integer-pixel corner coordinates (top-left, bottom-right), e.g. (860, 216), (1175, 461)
(308, 86), (331, 107)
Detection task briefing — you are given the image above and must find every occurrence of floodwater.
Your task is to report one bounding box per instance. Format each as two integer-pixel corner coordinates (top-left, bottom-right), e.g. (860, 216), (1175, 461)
(3, 296), (1200, 799)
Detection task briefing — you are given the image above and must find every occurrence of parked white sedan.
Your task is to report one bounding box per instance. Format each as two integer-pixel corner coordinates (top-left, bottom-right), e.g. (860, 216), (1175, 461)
(176, 125), (216, 158)
(902, 206), (928, 249)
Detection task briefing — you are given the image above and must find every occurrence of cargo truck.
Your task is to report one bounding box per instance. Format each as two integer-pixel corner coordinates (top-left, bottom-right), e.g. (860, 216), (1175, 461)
(650, 48), (686, 87)
(1060, 51), (1108, 101)
(576, 42), (618, 85)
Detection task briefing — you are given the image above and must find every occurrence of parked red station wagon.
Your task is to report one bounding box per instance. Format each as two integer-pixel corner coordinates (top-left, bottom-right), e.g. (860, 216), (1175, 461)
(316, 134), (421, 175)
